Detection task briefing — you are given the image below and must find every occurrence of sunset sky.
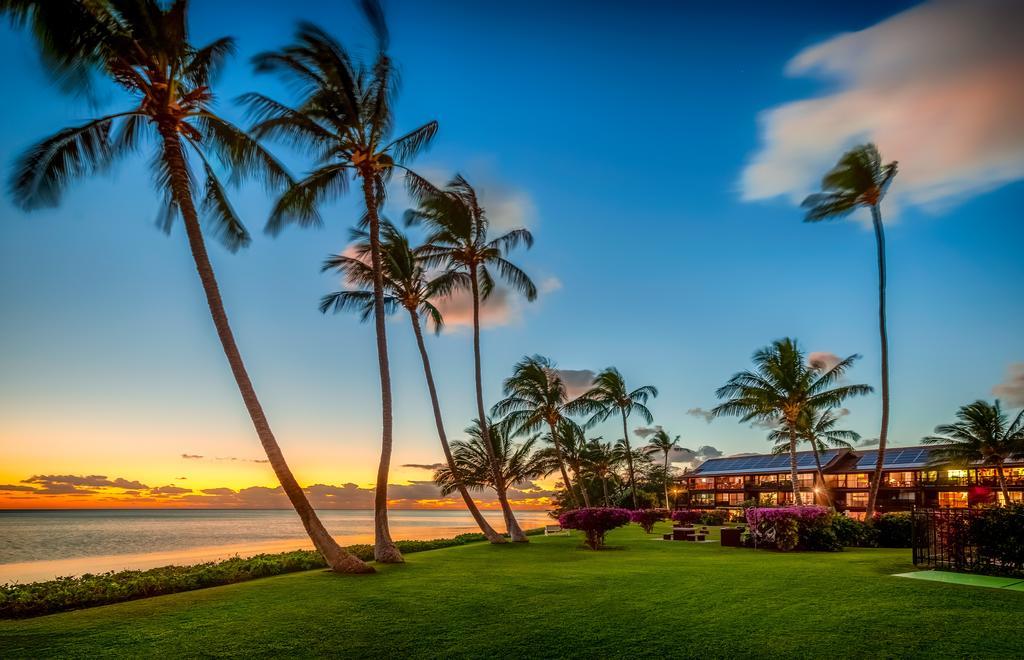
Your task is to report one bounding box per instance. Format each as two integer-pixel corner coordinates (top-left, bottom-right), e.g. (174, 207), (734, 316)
(1, 0), (1022, 509)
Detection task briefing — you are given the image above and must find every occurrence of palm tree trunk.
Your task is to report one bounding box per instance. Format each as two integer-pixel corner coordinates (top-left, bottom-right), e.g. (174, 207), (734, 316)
(620, 412), (638, 508)
(469, 265), (527, 542)
(575, 469), (592, 508)
(547, 421), (580, 508)
(602, 478), (610, 507)
(789, 427), (802, 505)
(408, 312), (505, 543)
(865, 203), (890, 519)
(359, 173), (402, 564)
(996, 461), (1011, 504)
(810, 441), (834, 508)
(159, 130), (371, 574)
(664, 452), (671, 510)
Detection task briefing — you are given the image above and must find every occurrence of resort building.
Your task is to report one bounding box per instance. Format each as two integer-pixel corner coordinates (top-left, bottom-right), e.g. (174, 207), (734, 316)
(684, 446), (1024, 515)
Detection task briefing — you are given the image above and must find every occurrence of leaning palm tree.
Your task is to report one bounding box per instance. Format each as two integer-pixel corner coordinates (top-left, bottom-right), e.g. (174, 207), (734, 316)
(769, 408), (859, 507)
(803, 144), (897, 517)
(407, 176), (536, 540)
(434, 419), (548, 519)
(924, 400), (1024, 504)
(320, 222), (505, 543)
(4, 0), (371, 573)
(492, 355), (581, 511)
(245, 5), (438, 563)
(644, 429), (686, 510)
(573, 368), (657, 508)
(713, 339), (872, 504)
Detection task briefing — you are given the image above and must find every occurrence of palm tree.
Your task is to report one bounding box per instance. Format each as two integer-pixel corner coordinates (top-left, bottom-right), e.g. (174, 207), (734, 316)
(644, 429), (685, 510)
(320, 222), (506, 543)
(803, 144), (897, 517)
(713, 339), (872, 504)
(407, 176), (536, 540)
(585, 440), (619, 506)
(768, 408), (859, 507)
(433, 419), (548, 516)
(573, 368), (657, 508)
(538, 418), (592, 507)
(924, 400), (1024, 504)
(492, 355), (581, 511)
(4, 0), (372, 573)
(246, 6), (438, 563)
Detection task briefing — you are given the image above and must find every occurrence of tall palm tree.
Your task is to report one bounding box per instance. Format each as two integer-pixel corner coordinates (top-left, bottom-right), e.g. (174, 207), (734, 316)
(573, 368), (657, 508)
(4, 0), (371, 573)
(492, 355), (581, 511)
(585, 440), (619, 507)
(407, 175), (536, 540)
(320, 222), (506, 543)
(246, 6), (438, 563)
(803, 143), (897, 517)
(768, 408), (859, 507)
(924, 400), (1024, 504)
(713, 339), (872, 504)
(538, 418), (592, 507)
(644, 429), (685, 510)
(433, 419), (547, 513)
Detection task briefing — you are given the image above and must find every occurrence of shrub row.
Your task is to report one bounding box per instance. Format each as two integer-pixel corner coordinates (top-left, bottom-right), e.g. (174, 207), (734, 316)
(0, 532), (508, 619)
(671, 509), (731, 526)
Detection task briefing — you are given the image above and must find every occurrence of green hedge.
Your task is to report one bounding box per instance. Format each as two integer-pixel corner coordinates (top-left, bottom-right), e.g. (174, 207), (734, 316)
(1, 530), (542, 619)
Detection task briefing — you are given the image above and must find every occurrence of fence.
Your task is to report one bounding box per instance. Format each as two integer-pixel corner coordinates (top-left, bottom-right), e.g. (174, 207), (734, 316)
(912, 508), (1024, 577)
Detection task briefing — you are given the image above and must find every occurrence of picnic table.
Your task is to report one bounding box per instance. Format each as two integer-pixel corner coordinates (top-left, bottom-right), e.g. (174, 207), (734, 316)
(662, 526), (706, 542)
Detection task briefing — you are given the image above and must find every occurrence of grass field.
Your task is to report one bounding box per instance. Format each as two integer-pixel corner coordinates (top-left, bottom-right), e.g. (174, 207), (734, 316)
(2, 523), (1022, 658)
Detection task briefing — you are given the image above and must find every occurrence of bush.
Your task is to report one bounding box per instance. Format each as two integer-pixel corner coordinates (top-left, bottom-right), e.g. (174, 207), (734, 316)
(873, 512), (912, 548)
(558, 508), (632, 549)
(831, 514), (879, 548)
(698, 510), (730, 526)
(670, 509), (701, 525)
(630, 509), (668, 533)
(746, 506), (839, 551)
(970, 504), (1024, 574)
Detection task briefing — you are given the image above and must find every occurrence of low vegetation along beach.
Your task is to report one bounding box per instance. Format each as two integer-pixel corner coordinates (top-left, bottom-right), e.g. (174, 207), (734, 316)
(3, 525), (1023, 658)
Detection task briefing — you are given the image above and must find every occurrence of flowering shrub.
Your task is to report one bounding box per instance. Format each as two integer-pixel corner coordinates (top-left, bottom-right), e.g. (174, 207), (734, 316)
(559, 508), (632, 549)
(671, 510), (701, 525)
(698, 510), (730, 526)
(746, 506), (838, 551)
(630, 509), (667, 533)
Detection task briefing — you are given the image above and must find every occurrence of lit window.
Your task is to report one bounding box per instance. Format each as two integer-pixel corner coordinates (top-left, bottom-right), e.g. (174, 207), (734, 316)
(846, 492), (868, 508)
(997, 492), (1024, 505)
(938, 491), (968, 508)
(947, 469), (967, 479)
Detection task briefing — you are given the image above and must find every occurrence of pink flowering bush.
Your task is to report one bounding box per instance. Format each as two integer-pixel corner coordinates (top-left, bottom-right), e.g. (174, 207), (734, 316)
(630, 509), (667, 533)
(746, 506), (838, 551)
(671, 509), (701, 525)
(559, 508), (632, 549)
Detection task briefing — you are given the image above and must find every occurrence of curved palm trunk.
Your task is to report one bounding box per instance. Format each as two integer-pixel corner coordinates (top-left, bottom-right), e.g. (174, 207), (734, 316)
(996, 461), (1011, 504)
(663, 452), (671, 510)
(620, 412), (638, 508)
(602, 477), (610, 507)
(160, 131), (371, 574)
(360, 173), (402, 564)
(547, 421), (580, 509)
(810, 441), (834, 508)
(865, 203), (890, 518)
(469, 266), (527, 542)
(788, 428), (802, 505)
(576, 470), (592, 508)
(408, 312), (505, 543)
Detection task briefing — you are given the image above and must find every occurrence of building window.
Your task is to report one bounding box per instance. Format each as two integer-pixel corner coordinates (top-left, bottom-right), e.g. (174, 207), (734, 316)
(692, 478), (715, 490)
(998, 491), (1024, 505)
(845, 492), (868, 508)
(884, 471), (915, 487)
(938, 491), (968, 508)
(758, 492), (778, 506)
(715, 476), (744, 490)
(756, 475), (778, 486)
(692, 492), (714, 506)
(796, 473), (815, 489)
(827, 473), (869, 489)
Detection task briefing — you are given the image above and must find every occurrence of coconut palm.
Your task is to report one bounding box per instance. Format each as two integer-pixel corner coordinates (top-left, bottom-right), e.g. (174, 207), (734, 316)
(803, 143), (897, 517)
(924, 400), (1024, 504)
(407, 178), (536, 539)
(433, 419), (548, 514)
(245, 5), (438, 563)
(573, 368), (657, 508)
(585, 440), (620, 506)
(713, 339), (872, 504)
(320, 223), (506, 543)
(492, 355), (581, 511)
(538, 418), (592, 507)
(768, 408), (859, 507)
(644, 429), (686, 510)
(3, 0), (372, 573)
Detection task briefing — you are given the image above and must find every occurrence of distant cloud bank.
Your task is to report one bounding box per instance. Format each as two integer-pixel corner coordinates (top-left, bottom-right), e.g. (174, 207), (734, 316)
(993, 363), (1024, 408)
(741, 0), (1024, 211)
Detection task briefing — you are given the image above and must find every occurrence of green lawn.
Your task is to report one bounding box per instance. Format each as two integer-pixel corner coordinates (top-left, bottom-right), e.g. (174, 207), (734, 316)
(2, 524), (1022, 658)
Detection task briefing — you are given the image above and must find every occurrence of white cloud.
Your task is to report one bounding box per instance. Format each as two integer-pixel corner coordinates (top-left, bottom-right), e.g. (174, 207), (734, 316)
(741, 0), (1024, 211)
(555, 368), (596, 399)
(808, 351), (843, 371)
(993, 362), (1024, 408)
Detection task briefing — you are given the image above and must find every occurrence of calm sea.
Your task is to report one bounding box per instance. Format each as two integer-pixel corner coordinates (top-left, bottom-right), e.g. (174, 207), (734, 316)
(0, 509), (553, 583)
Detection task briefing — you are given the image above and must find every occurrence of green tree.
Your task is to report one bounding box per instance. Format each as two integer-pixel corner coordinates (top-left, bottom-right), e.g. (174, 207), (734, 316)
(925, 400), (1024, 504)
(245, 5), (438, 563)
(644, 429), (686, 510)
(713, 339), (871, 504)
(768, 408), (859, 507)
(584, 440), (620, 506)
(492, 356), (582, 511)
(573, 368), (657, 508)
(4, 0), (371, 573)
(407, 176), (536, 540)
(803, 144), (897, 517)
(321, 222), (506, 543)
(538, 418), (593, 507)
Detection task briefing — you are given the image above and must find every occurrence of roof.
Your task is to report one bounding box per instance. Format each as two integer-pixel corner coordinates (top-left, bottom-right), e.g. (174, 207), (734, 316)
(689, 449), (847, 477)
(853, 445), (1024, 471)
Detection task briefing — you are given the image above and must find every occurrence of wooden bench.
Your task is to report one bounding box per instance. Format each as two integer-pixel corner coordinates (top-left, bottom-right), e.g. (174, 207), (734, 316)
(544, 525), (569, 536)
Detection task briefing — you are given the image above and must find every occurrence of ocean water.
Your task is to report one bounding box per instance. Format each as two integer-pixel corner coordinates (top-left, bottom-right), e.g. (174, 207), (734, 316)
(0, 509), (553, 583)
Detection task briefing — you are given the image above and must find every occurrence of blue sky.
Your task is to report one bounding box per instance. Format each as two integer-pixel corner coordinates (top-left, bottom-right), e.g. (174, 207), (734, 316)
(1, 0), (1022, 504)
